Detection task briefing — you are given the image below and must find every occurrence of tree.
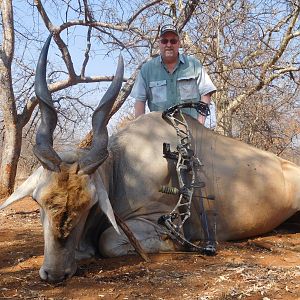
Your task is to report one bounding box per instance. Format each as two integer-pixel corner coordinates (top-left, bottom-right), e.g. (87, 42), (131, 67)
(0, 0), (24, 196)
(0, 0), (201, 196)
(2, 0), (299, 197)
(187, 0), (300, 146)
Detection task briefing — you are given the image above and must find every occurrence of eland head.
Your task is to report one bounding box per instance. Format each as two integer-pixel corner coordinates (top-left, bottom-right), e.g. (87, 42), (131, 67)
(0, 34), (123, 282)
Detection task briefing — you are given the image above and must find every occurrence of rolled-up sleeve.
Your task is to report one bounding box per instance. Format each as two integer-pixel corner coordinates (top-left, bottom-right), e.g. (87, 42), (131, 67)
(131, 70), (147, 102)
(197, 66), (217, 96)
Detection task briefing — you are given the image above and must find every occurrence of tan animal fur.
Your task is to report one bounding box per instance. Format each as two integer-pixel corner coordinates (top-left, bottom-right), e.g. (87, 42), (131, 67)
(40, 162), (91, 239)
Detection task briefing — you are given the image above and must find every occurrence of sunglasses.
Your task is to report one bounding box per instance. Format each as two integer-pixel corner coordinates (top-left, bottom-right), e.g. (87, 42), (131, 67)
(160, 38), (179, 45)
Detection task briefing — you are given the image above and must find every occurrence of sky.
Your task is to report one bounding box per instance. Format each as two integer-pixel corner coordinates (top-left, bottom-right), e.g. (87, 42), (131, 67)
(10, 0), (217, 137)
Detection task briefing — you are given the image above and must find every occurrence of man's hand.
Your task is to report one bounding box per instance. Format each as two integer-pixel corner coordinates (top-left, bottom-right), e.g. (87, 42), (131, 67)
(198, 94), (212, 125)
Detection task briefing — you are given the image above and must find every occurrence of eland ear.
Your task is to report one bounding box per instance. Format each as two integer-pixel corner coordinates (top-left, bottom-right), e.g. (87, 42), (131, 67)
(92, 172), (120, 234)
(0, 167), (43, 210)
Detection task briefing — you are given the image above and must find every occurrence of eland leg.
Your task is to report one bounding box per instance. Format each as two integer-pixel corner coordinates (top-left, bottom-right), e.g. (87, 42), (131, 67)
(98, 218), (180, 257)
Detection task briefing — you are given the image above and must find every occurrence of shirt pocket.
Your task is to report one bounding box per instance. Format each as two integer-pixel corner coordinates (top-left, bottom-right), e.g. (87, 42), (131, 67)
(149, 80), (167, 103)
(177, 76), (199, 101)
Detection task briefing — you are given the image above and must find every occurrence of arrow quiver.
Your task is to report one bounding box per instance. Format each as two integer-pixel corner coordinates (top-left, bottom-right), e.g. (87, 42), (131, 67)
(158, 102), (216, 255)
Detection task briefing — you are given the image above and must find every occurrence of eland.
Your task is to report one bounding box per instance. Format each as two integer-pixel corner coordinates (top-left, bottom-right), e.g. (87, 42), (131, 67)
(1, 35), (300, 283)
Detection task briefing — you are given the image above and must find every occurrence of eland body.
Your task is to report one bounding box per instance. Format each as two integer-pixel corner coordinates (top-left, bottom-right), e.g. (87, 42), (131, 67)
(1, 36), (300, 283)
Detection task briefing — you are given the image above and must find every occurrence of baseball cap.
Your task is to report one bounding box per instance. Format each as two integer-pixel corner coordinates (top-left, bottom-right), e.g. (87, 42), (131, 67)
(160, 24), (179, 37)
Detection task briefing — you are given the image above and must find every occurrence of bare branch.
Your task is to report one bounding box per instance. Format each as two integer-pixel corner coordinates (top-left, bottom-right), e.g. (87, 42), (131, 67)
(34, 0), (77, 79)
(49, 75), (127, 93)
(216, 5), (300, 125)
(0, 0), (14, 65)
(262, 6), (300, 73)
(57, 20), (129, 33)
(110, 60), (145, 117)
(18, 97), (39, 128)
(127, 0), (163, 26)
(33, 0), (57, 32)
(78, 62), (143, 148)
(81, 27), (92, 77)
(176, 0), (201, 32)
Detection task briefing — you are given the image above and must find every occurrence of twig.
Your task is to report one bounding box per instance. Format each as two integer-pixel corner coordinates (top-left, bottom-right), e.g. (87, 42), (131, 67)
(114, 212), (151, 262)
(248, 240), (273, 251)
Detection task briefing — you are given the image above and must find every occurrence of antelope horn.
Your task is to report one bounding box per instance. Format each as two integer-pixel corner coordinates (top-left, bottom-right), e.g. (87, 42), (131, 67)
(78, 55), (124, 175)
(33, 34), (62, 172)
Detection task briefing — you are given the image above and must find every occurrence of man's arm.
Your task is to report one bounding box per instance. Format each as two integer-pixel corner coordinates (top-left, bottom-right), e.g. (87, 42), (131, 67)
(134, 101), (146, 118)
(196, 63), (216, 125)
(198, 93), (212, 125)
(131, 67), (147, 118)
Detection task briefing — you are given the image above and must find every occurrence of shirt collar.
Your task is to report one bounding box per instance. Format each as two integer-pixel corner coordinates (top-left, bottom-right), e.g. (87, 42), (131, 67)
(179, 54), (185, 64)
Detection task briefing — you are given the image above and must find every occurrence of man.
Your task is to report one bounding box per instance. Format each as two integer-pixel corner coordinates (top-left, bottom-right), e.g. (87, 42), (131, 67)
(131, 24), (216, 125)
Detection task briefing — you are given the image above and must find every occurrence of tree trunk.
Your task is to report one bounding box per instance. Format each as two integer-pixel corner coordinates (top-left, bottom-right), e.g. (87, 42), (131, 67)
(0, 63), (21, 196)
(0, 0), (20, 197)
(0, 123), (22, 197)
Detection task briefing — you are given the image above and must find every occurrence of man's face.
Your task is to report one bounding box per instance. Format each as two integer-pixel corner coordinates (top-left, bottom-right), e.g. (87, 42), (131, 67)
(159, 32), (180, 63)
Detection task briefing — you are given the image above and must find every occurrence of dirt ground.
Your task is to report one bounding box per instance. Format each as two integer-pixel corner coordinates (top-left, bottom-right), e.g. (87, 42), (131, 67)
(1, 198), (300, 300)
